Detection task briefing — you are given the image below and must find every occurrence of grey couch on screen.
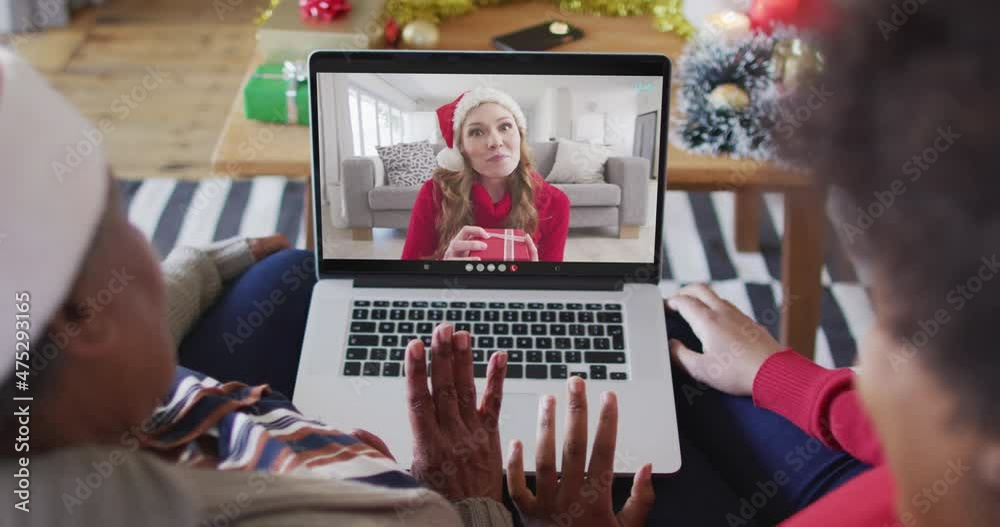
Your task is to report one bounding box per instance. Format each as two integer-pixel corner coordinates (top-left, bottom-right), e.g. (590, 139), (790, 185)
(341, 141), (649, 241)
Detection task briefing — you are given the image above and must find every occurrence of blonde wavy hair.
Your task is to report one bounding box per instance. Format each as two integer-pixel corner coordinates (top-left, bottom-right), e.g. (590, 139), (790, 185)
(430, 130), (538, 260)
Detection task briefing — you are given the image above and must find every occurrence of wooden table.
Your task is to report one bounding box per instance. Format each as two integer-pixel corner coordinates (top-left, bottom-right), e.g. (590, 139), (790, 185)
(210, 3), (825, 358)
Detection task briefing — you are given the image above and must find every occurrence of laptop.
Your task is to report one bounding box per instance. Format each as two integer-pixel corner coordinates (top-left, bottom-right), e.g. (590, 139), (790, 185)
(294, 50), (680, 474)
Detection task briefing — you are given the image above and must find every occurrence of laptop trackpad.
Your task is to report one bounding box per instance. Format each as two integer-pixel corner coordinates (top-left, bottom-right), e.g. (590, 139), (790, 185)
(499, 393), (539, 441)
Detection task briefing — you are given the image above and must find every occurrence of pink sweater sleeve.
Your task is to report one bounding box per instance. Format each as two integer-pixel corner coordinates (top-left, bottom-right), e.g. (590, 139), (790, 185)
(753, 350), (884, 465)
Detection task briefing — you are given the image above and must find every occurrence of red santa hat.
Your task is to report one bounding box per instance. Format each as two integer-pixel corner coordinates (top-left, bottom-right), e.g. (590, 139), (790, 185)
(1, 47), (109, 382)
(435, 86), (527, 172)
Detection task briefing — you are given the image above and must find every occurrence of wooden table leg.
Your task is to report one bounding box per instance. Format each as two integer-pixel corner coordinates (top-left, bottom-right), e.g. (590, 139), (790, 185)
(304, 182), (315, 251)
(735, 189), (761, 252)
(780, 187), (825, 361)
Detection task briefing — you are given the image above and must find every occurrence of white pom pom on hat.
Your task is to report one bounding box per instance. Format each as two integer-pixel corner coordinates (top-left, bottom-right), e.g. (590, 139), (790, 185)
(435, 86), (527, 171)
(435, 146), (465, 172)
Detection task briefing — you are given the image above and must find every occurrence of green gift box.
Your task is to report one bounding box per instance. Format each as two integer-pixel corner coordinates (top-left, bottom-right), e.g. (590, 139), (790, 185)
(244, 61), (309, 126)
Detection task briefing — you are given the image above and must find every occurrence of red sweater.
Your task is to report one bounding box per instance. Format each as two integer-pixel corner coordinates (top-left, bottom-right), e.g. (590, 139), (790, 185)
(401, 173), (571, 262)
(754, 351), (898, 526)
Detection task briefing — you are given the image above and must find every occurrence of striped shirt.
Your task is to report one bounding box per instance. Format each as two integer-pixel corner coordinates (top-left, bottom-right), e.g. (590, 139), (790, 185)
(138, 367), (419, 489)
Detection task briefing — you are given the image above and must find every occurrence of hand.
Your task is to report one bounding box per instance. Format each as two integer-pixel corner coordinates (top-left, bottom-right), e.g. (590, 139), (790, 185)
(506, 378), (655, 527)
(666, 284), (783, 396)
(405, 323), (508, 502)
(525, 233), (539, 262)
(349, 428), (395, 461)
(249, 234), (291, 261)
(442, 226), (489, 261)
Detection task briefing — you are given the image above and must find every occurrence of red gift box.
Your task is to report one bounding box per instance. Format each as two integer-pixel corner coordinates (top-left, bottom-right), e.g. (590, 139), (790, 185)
(468, 228), (531, 261)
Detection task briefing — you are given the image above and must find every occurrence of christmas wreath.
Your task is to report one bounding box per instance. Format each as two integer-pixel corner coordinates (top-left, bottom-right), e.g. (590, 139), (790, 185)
(671, 32), (782, 160)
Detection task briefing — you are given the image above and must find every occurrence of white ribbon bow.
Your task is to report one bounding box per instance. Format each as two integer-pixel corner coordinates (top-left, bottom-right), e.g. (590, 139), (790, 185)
(485, 229), (526, 260)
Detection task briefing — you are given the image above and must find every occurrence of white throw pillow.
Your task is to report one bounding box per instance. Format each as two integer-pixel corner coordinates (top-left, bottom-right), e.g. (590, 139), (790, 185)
(544, 139), (611, 184)
(376, 141), (437, 187)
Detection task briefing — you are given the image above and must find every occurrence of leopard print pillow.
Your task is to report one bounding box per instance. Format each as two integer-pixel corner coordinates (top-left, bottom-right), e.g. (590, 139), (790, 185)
(376, 141), (437, 187)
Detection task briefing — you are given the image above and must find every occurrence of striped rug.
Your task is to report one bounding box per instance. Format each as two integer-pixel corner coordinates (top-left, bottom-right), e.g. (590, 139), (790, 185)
(119, 177), (873, 370)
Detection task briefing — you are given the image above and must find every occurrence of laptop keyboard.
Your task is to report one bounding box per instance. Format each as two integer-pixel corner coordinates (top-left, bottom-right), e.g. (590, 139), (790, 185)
(344, 300), (629, 381)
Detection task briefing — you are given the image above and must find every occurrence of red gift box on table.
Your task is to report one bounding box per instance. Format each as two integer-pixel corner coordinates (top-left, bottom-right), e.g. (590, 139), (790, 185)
(469, 228), (531, 261)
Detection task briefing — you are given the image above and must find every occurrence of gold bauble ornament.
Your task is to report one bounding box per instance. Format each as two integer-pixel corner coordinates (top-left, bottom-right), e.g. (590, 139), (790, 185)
(707, 83), (750, 111)
(771, 38), (824, 91)
(703, 10), (750, 40)
(401, 20), (441, 49)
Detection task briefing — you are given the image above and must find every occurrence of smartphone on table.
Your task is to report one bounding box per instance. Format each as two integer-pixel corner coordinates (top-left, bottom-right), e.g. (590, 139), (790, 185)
(492, 20), (585, 51)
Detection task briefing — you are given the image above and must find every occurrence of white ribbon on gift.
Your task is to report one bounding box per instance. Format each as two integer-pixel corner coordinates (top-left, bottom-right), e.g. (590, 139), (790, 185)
(485, 229), (526, 260)
(282, 60), (307, 124)
(252, 60), (307, 124)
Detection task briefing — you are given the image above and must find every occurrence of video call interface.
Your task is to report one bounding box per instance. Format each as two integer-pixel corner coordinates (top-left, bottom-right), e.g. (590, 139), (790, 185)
(316, 72), (663, 264)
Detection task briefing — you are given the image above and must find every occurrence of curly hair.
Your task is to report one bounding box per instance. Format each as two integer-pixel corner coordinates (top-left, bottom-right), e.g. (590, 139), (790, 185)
(429, 131), (538, 260)
(779, 0), (1000, 433)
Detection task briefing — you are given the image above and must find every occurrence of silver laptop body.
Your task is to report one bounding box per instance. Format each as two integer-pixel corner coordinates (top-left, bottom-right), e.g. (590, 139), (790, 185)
(294, 50), (680, 474)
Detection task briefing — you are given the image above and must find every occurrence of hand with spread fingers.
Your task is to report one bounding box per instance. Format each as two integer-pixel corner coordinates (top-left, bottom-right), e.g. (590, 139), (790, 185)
(506, 377), (655, 527)
(405, 323), (508, 502)
(248, 234), (291, 261)
(666, 283), (783, 396)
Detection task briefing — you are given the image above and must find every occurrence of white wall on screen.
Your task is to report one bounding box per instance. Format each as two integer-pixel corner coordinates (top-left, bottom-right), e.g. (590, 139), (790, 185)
(571, 113), (606, 144)
(529, 87), (558, 143)
(555, 87), (572, 140)
(570, 89), (638, 155)
(403, 112), (439, 143)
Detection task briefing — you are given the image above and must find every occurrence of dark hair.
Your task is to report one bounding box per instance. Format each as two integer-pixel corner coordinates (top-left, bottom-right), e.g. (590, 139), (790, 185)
(780, 0), (1000, 433)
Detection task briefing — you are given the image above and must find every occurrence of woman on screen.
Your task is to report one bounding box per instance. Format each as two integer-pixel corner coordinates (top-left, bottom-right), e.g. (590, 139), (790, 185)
(401, 87), (570, 262)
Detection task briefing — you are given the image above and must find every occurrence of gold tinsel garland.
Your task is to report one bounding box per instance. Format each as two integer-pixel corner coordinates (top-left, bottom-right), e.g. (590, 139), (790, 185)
(650, 0), (694, 38)
(256, 0), (693, 39)
(254, 0), (282, 25)
(383, 0), (477, 25)
(560, 0), (650, 17)
(389, 0), (692, 36)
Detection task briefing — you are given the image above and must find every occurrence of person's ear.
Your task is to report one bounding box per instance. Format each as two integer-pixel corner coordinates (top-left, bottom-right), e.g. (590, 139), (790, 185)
(978, 444), (1000, 491)
(47, 295), (118, 363)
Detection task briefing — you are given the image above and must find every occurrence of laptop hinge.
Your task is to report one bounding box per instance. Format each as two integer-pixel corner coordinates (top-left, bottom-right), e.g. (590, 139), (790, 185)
(353, 274), (624, 291)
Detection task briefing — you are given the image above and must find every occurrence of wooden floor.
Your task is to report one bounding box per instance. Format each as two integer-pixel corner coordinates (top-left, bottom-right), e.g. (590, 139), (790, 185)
(1, 0), (268, 180)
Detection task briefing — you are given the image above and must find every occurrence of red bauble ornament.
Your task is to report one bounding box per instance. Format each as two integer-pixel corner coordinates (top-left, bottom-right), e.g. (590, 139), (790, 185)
(385, 17), (400, 47)
(299, 0), (351, 22)
(748, 0), (829, 33)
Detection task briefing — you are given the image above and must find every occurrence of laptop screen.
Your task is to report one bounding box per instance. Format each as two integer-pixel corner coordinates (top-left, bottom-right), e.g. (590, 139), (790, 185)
(310, 52), (668, 279)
